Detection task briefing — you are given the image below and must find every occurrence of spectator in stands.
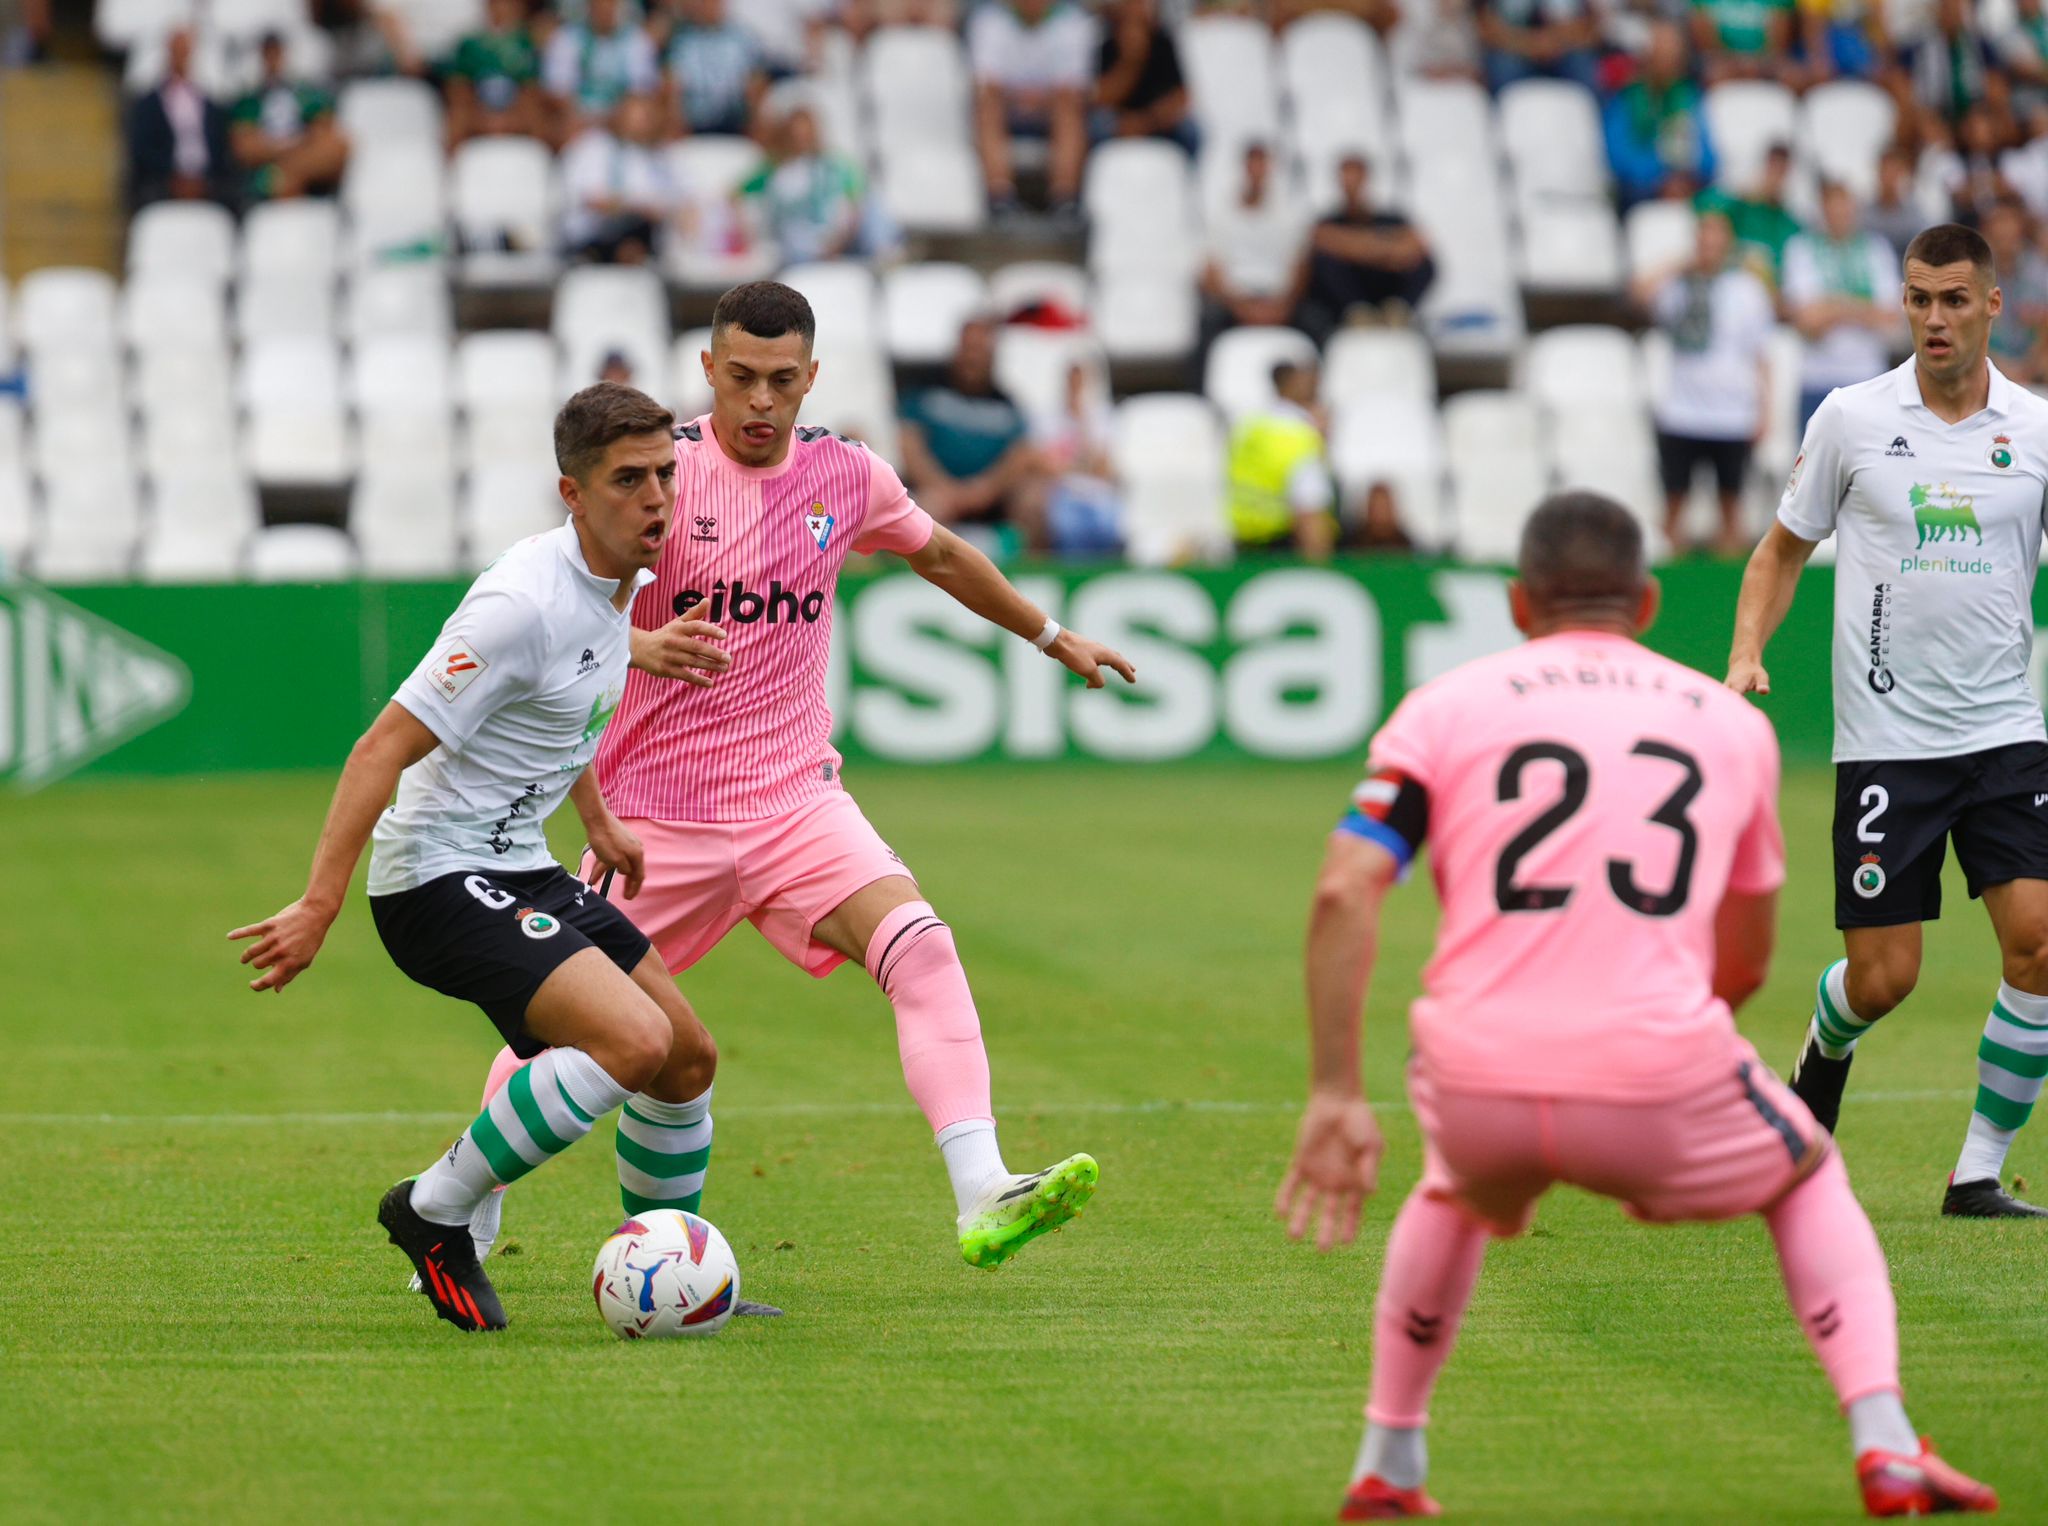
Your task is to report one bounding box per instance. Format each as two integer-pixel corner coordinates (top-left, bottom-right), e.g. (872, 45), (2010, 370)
(1866, 142), (1930, 254)
(1603, 19), (1717, 209)
(1782, 181), (1901, 430)
(1790, 0), (1886, 86)
(738, 102), (895, 262)
(662, 0), (767, 137)
(1351, 481), (1417, 553)
(969, 0), (1096, 221)
(231, 32), (350, 202)
(126, 27), (238, 212)
(1473, 0), (1603, 95)
(1093, 0), (1198, 154)
(1226, 360), (1336, 561)
(899, 315), (1051, 548)
(599, 348), (638, 384)
(1269, 0), (1400, 35)
(1984, 196), (2048, 383)
(1689, 0), (1794, 81)
(445, 0), (546, 145)
(1696, 141), (1804, 288)
(1294, 154), (1434, 342)
(544, 0), (661, 144)
(832, 0), (959, 41)
(1036, 361), (1124, 556)
(1935, 103), (2017, 225)
(1198, 141), (1310, 361)
(560, 92), (676, 264)
(1635, 208), (1775, 556)
(1906, 0), (1996, 124)
(2004, 0), (2048, 118)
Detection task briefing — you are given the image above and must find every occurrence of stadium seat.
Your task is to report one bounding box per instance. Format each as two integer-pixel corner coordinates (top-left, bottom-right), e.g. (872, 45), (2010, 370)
(151, 461), (262, 536)
(1704, 80), (1798, 193)
(1625, 198), (1697, 280)
(344, 264), (454, 342)
(16, 268), (120, 353)
(127, 201), (237, 288)
(140, 395), (239, 482)
(241, 199), (344, 288)
(1517, 199), (1625, 294)
(661, 135), (774, 284)
(1441, 391), (1551, 562)
(1799, 80), (1896, 203)
(1109, 393), (1228, 566)
(1203, 325), (1319, 421)
(382, 0), (483, 60)
(0, 279), (12, 371)
(27, 348), (127, 421)
(873, 141), (988, 236)
(763, 72), (867, 165)
(95, 0), (196, 52)
(1085, 140), (1199, 278)
(1398, 79), (1498, 183)
(338, 77), (444, 152)
(1523, 325), (1644, 412)
(1279, 13), (1393, 180)
(137, 518), (248, 583)
(343, 143), (448, 267)
(859, 26), (973, 152)
(35, 459), (144, 582)
(780, 261), (883, 355)
(1329, 392), (1445, 541)
(1550, 407), (1665, 552)
(1321, 327), (1437, 410)
(241, 335), (352, 485)
(135, 339), (235, 419)
(552, 265), (670, 398)
(1499, 79), (1609, 203)
(1090, 272), (1198, 362)
(247, 524), (360, 583)
(449, 136), (561, 287)
(881, 263), (989, 366)
(234, 267), (338, 343)
(352, 469), (463, 577)
(351, 334), (454, 420)
(208, 0), (310, 45)
(120, 25), (237, 97)
(801, 344), (898, 461)
(0, 397), (20, 466)
(0, 453), (33, 568)
(122, 273), (231, 355)
(456, 330), (557, 413)
(987, 261), (1091, 320)
(668, 328), (714, 421)
(1408, 165), (1524, 358)
(1757, 322), (1805, 486)
(1177, 15), (1281, 155)
(461, 461), (566, 569)
(993, 326), (1109, 429)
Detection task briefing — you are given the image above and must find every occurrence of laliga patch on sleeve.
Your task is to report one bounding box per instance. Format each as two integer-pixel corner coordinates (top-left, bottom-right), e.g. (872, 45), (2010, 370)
(427, 641), (489, 701)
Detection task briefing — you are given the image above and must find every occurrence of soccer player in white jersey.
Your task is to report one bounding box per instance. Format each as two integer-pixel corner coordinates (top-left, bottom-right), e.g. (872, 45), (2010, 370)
(1729, 222), (2048, 1218)
(229, 386), (725, 1331)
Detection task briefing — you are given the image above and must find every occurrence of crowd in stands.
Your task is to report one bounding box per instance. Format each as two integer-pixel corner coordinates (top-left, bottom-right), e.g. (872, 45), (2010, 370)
(8, 0), (2047, 584)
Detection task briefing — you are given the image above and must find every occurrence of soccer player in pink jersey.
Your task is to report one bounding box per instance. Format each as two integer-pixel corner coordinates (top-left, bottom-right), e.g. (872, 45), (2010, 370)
(1277, 493), (1995, 1519)
(470, 281), (1135, 1272)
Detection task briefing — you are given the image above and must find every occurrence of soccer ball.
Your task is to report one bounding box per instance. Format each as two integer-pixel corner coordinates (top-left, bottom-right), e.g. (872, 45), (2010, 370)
(592, 1209), (740, 1340)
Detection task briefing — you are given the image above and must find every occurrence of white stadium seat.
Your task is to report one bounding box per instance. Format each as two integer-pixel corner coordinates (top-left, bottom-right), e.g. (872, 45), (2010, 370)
(882, 263), (989, 366)
(138, 518), (247, 582)
(1518, 199), (1625, 294)
(353, 469), (463, 577)
(241, 199), (343, 287)
(28, 348), (127, 421)
(235, 267), (337, 343)
(95, 0), (196, 50)
(1280, 13), (1392, 174)
(668, 328), (714, 422)
(994, 327), (1108, 429)
(1203, 325), (1319, 421)
(802, 344), (898, 461)
(779, 260), (883, 356)
(1110, 394), (1228, 566)
(134, 345), (235, 428)
(662, 135), (781, 288)
(122, 273), (231, 354)
(351, 334), (454, 420)
(1321, 328), (1436, 410)
(120, 26), (236, 97)
(456, 330), (557, 414)
(1330, 392), (1445, 540)
(344, 263), (453, 342)
(151, 462), (262, 536)
(1800, 80), (1896, 203)
(1178, 15), (1281, 154)
(859, 26), (972, 152)
(1523, 325), (1645, 413)
(338, 77), (444, 152)
(382, 0), (484, 59)
(241, 336), (352, 485)
(343, 143), (448, 267)
(1085, 139), (1199, 278)
(1550, 407), (1665, 551)
(17, 267), (120, 353)
(449, 136), (561, 286)
(127, 201), (237, 288)
(208, 0), (310, 45)
(462, 461), (565, 569)
(247, 524), (359, 583)
(1398, 79), (1497, 182)
(140, 396), (239, 481)
(1408, 166), (1523, 358)
(988, 261), (1092, 319)
(0, 454), (30, 568)
(36, 458), (144, 583)
(1625, 198), (1698, 280)
(1441, 391), (1551, 562)
(874, 141), (987, 236)
(1091, 271), (1198, 362)
(1500, 79), (1609, 203)
(1705, 79), (1798, 193)
(553, 265), (670, 398)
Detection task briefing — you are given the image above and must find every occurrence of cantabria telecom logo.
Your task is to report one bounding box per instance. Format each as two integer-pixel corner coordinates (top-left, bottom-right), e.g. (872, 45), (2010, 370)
(1902, 483), (1993, 575)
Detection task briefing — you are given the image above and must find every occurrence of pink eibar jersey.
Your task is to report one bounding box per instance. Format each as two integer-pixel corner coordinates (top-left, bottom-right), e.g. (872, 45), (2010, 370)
(595, 416), (935, 822)
(1353, 630), (1786, 1101)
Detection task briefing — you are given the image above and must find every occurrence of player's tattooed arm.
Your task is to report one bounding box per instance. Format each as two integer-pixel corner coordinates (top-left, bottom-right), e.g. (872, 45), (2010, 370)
(572, 766), (645, 899)
(228, 702), (441, 993)
(629, 597), (732, 688)
(903, 524), (1138, 690)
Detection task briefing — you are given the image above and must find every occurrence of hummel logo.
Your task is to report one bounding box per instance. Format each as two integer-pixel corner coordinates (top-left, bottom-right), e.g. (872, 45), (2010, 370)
(1404, 1310), (1444, 1346)
(1885, 436), (1914, 457)
(690, 515), (718, 543)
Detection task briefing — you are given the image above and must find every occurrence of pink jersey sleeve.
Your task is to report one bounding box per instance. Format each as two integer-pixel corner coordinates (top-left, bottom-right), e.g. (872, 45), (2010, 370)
(852, 449), (936, 556)
(1727, 707), (1787, 896)
(1362, 687), (1441, 784)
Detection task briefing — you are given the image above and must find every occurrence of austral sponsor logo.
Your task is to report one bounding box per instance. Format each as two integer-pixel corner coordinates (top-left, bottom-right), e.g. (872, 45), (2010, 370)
(1885, 435), (1914, 457)
(674, 579), (827, 625)
(1867, 582), (1895, 695)
(577, 646), (599, 675)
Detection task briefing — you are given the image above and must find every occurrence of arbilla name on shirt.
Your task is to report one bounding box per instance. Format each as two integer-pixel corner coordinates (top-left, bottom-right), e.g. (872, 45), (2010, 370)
(674, 579), (828, 626)
(1866, 582), (1894, 695)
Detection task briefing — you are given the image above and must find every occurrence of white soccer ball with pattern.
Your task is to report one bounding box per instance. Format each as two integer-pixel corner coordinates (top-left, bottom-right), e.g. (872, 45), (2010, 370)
(591, 1209), (740, 1339)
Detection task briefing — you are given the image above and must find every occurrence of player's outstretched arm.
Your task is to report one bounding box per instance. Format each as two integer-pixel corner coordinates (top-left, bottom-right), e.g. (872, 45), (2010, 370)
(227, 703), (441, 993)
(1726, 521), (1819, 695)
(1277, 832), (1395, 1253)
(902, 524), (1137, 689)
(571, 765), (644, 899)
(628, 598), (731, 687)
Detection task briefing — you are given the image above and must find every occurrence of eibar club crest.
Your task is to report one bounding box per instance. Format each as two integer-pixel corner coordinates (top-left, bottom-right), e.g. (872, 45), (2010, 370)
(1991, 434), (2014, 469)
(804, 502), (835, 551)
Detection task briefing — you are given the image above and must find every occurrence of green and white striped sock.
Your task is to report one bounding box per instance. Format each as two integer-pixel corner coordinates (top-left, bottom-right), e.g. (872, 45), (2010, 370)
(1955, 983), (2048, 1185)
(616, 1085), (713, 1216)
(411, 1047), (631, 1226)
(1811, 959), (1874, 1060)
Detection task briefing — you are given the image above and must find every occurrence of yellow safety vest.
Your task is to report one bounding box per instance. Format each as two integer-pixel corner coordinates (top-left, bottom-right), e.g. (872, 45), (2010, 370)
(1227, 412), (1327, 546)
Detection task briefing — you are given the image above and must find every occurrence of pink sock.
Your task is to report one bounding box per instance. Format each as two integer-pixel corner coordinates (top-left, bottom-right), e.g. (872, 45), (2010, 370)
(1366, 1189), (1491, 1427)
(1765, 1150), (1902, 1407)
(864, 901), (994, 1134)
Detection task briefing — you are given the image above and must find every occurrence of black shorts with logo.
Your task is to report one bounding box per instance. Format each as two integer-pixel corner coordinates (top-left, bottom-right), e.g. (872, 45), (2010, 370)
(1833, 742), (2048, 928)
(370, 865), (651, 1056)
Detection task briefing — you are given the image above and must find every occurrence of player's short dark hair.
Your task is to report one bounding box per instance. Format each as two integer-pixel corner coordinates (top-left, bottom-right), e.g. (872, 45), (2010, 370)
(1517, 491), (1646, 608)
(1904, 223), (1993, 276)
(710, 281), (816, 349)
(554, 382), (675, 482)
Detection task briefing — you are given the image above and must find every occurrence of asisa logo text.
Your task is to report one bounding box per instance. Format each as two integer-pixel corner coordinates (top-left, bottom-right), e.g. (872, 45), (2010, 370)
(674, 579), (828, 625)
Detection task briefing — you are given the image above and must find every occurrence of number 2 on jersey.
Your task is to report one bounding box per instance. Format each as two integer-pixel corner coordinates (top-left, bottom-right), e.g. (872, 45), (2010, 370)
(1494, 739), (1702, 917)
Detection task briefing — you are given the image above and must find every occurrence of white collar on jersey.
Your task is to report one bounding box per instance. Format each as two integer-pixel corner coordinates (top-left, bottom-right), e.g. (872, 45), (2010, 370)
(554, 517), (658, 598)
(1892, 355), (2016, 417)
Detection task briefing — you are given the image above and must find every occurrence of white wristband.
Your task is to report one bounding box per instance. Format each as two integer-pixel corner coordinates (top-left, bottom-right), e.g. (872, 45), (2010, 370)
(1031, 619), (1062, 651)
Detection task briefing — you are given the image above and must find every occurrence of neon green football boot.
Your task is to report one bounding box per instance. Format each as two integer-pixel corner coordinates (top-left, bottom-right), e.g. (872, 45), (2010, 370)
(957, 1153), (1100, 1268)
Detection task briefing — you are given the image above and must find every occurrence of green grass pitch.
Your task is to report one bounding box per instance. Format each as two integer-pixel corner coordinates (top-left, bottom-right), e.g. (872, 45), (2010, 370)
(2, 762), (2043, 1522)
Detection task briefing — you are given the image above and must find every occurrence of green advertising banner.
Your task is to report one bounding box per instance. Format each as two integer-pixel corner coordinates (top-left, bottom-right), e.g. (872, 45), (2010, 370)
(2, 557), (2025, 787)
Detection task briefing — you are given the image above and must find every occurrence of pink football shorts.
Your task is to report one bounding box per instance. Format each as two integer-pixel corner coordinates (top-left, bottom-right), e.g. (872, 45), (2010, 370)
(1408, 1036), (1828, 1236)
(579, 788), (915, 978)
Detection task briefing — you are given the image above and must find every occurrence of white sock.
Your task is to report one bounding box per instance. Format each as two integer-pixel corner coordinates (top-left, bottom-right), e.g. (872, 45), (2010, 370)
(1954, 981), (2048, 1184)
(1811, 959), (1874, 1060)
(1954, 1114), (2019, 1188)
(1353, 1423), (1428, 1490)
(1847, 1392), (1917, 1458)
(935, 1118), (1006, 1215)
(411, 1131), (502, 1226)
(469, 1188), (504, 1260)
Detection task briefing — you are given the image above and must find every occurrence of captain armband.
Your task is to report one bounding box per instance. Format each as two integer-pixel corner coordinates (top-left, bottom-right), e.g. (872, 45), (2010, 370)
(1335, 767), (1429, 876)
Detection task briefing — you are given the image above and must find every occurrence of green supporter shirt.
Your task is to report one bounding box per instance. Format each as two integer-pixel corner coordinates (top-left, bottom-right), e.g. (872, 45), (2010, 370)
(449, 28), (539, 110)
(1695, 186), (1804, 285)
(1690, 0), (1793, 54)
(231, 81), (334, 140)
